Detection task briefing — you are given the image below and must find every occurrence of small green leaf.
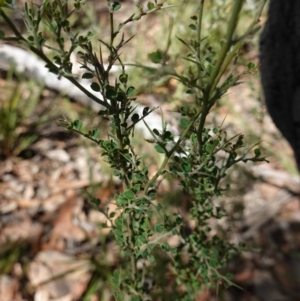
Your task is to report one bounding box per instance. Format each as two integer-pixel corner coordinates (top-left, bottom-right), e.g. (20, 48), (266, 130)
(116, 90), (125, 102)
(123, 137), (130, 145)
(155, 224), (164, 233)
(133, 183), (141, 192)
(119, 73), (128, 84)
(133, 173), (145, 182)
(38, 37), (45, 47)
(111, 269), (120, 287)
(172, 228), (179, 235)
(126, 86), (136, 97)
(106, 86), (117, 99)
(161, 242), (170, 251)
(91, 82), (100, 92)
(137, 235), (147, 244)
(73, 119), (83, 130)
(113, 269), (120, 278)
(205, 143), (214, 153)
(143, 107), (150, 116)
(82, 72), (94, 79)
(148, 255), (155, 263)
(207, 63), (214, 75)
(113, 169), (121, 177)
(0, 30), (5, 38)
(146, 210), (153, 218)
(117, 195), (128, 205)
(254, 148), (261, 157)
(186, 89), (195, 94)
(176, 36), (188, 47)
(113, 229), (124, 243)
(111, 1), (121, 11)
(92, 128), (99, 138)
(54, 56), (62, 64)
(162, 131), (173, 142)
(170, 247), (177, 254)
(181, 162), (191, 172)
(98, 109), (108, 116)
(179, 117), (190, 129)
(109, 212), (116, 218)
(148, 190), (156, 200)
(239, 242), (245, 248)
(247, 62), (256, 70)
(115, 217), (122, 228)
(138, 249), (149, 258)
(91, 198), (101, 206)
(148, 50), (164, 63)
(191, 133), (197, 143)
(191, 15), (197, 20)
(155, 144), (165, 153)
(188, 24), (197, 30)
(131, 113), (139, 123)
(153, 128), (160, 136)
(131, 295), (141, 301)
(123, 189), (135, 200)
(147, 1), (155, 9)
(175, 215), (182, 225)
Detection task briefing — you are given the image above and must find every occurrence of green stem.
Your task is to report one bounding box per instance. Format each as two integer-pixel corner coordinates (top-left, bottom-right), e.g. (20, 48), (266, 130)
(196, 0), (244, 154)
(126, 213), (137, 281)
(196, 0), (205, 88)
(140, 230), (175, 250)
(143, 110), (201, 195)
(197, 91), (209, 155)
(207, 0), (244, 97)
(109, 10), (114, 47)
(209, 0), (267, 94)
(107, 3), (137, 284)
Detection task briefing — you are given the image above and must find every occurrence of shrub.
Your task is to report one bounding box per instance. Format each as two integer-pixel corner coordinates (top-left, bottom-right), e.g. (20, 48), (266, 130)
(0, 0), (267, 299)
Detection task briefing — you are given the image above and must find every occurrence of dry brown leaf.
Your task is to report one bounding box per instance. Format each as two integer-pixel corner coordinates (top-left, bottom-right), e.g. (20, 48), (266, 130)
(0, 275), (22, 301)
(43, 191), (86, 251)
(27, 250), (91, 300)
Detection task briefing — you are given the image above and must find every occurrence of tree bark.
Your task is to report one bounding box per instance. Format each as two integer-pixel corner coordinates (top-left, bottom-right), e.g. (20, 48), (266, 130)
(260, 0), (300, 171)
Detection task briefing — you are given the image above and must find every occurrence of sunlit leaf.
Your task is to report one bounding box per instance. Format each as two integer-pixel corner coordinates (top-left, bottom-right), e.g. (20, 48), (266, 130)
(123, 189), (135, 199)
(155, 144), (165, 153)
(73, 119), (83, 130)
(126, 86), (136, 97)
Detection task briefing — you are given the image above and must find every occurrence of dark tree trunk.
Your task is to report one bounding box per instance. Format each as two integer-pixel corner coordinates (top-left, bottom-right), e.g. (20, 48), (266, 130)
(260, 0), (300, 170)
